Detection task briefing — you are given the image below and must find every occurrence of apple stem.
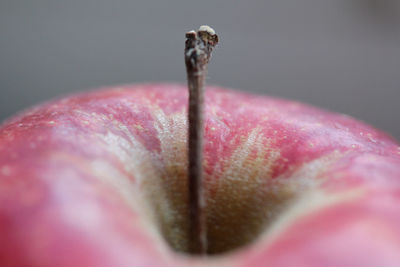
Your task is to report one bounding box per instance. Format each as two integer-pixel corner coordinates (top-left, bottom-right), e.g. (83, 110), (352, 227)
(185, 25), (218, 255)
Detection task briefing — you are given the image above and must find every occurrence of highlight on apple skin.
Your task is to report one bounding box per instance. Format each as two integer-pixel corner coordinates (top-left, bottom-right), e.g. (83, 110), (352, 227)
(0, 83), (400, 267)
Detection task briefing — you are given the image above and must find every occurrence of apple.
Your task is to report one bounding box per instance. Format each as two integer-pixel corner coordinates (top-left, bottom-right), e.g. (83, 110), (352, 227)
(0, 83), (400, 267)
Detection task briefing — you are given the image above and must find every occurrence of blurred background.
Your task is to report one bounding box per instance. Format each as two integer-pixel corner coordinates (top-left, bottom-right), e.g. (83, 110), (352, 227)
(0, 0), (399, 139)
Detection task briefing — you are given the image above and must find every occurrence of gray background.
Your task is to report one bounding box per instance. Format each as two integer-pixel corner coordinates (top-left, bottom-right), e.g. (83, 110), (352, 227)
(1, 0), (399, 139)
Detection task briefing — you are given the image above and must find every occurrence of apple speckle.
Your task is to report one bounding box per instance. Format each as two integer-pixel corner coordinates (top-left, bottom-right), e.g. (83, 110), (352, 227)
(0, 166), (11, 176)
(367, 133), (377, 143)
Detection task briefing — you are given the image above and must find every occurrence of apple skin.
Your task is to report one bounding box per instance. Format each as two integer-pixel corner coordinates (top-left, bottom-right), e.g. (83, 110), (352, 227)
(0, 83), (400, 267)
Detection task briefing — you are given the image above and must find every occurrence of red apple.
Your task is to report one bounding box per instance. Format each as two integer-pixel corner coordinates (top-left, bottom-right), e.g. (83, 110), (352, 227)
(0, 83), (399, 267)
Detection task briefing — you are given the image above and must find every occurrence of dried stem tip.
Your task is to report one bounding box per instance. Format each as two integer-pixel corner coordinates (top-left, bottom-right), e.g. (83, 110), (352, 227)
(185, 25), (219, 75)
(185, 25), (218, 255)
